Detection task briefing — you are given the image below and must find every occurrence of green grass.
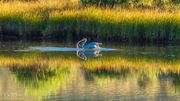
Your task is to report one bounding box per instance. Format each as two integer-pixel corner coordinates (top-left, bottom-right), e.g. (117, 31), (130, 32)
(0, 1), (179, 42)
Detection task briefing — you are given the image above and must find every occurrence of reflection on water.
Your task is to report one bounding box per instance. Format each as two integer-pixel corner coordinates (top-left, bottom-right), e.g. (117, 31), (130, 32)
(77, 50), (102, 60)
(29, 47), (116, 60)
(9, 66), (70, 100)
(0, 65), (180, 100)
(0, 41), (179, 100)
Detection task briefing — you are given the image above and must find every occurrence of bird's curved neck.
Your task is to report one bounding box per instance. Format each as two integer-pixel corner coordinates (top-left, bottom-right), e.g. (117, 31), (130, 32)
(77, 38), (87, 48)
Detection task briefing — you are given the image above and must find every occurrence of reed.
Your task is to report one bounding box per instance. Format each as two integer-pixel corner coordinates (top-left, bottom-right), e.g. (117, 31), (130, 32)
(0, 1), (179, 42)
(0, 51), (179, 74)
(48, 7), (180, 41)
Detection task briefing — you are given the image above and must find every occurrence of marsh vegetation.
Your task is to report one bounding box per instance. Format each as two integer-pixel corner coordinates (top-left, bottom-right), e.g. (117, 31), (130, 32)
(0, 0), (179, 42)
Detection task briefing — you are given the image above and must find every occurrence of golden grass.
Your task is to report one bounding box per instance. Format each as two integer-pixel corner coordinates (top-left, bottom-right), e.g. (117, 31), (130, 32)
(49, 7), (180, 40)
(0, 0), (179, 41)
(84, 57), (180, 73)
(0, 52), (179, 74)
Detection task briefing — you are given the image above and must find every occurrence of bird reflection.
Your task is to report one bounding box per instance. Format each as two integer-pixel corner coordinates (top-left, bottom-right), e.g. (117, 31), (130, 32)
(76, 50), (102, 60)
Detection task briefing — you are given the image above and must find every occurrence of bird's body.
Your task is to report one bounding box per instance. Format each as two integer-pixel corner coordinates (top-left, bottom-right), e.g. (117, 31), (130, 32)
(77, 38), (102, 50)
(83, 42), (101, 49)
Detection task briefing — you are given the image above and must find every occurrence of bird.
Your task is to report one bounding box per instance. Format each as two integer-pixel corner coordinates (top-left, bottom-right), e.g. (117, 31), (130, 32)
(76, 38), (102, 50)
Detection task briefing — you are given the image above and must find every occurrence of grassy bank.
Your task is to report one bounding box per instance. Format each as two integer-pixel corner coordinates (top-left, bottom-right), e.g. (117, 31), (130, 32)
(0, 1), (179, 42)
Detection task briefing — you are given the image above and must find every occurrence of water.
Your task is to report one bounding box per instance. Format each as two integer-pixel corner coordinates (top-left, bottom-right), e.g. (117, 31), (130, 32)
(0, 41), (179, 101)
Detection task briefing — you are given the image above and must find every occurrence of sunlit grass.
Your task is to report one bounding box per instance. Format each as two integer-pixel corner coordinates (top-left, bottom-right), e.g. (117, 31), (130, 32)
(0, 1), (179, 41)
(83, 57), (180, 73)
(0, 52), (81, 69)
(0, 52), (179, 74)
(47, 7), (180, 41)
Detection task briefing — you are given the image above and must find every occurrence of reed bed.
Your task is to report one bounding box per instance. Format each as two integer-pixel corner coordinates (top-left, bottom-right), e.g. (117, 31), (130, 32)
(48, 7), (180, 41)
(0, 1), (179, 42)
(0, 52), (179, 74)
(83, 57), (180, 74)
(0, 53), (81, 69)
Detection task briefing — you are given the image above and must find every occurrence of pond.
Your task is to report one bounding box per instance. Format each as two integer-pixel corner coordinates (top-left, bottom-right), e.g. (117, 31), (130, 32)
(0, 41), (179, 101)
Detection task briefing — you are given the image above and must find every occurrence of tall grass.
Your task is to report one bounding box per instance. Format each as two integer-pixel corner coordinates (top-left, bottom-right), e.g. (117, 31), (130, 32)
(80, 0), (180, 9)
(48, 7), (180, 41)
(0, 1), (179, 42)
(0, 51), (179, 74)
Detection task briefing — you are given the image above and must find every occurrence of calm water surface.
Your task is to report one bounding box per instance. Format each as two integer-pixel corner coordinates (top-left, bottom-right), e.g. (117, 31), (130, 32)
(0, 41), (179, 101)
